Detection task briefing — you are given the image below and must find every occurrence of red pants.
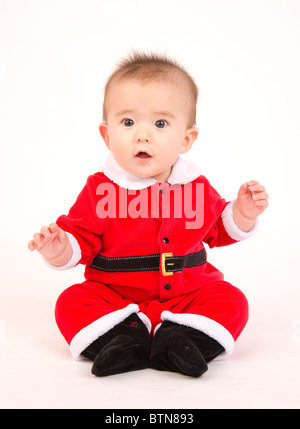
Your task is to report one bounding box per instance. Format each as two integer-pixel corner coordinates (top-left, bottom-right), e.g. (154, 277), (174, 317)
(55, 280), (249, 360)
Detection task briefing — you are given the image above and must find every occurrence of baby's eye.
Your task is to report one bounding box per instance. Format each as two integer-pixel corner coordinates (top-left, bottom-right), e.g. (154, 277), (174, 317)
(155, 120), (168, 129)
(122, 118), (135, 127)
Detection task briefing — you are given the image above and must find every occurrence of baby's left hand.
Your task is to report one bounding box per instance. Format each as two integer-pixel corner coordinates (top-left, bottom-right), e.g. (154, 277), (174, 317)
(236, 180), (269, 220)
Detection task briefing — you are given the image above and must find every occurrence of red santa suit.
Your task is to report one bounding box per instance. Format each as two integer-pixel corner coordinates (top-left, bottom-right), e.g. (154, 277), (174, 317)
(53, 154), (256, 360)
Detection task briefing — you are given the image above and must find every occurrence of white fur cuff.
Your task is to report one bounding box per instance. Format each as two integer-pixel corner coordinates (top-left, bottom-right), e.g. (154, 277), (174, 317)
(44, 232), (82, 271)
(221, 200), (259, 241)
(70, 304), (139, 360)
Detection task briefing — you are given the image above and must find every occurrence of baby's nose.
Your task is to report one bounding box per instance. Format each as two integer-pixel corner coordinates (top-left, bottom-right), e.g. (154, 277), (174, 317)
(136, 133), (151, 143)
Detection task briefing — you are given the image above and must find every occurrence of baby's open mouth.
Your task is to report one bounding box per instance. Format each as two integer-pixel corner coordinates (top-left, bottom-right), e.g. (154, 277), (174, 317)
(136, 151), (152, 159)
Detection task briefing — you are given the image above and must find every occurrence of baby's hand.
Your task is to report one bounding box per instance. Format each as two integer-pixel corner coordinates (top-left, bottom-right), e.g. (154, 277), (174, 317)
(28, 223), (72, 266)
(233, 181), (269, 232)
(236, 180), (269, 219)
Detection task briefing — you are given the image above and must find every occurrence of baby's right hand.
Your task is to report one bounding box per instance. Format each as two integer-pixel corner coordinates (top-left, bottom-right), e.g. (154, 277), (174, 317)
(28, 223), (72, 266)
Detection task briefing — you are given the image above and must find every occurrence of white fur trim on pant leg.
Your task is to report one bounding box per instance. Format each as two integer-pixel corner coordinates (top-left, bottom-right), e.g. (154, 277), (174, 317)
(70, 304), (139, 360)
(137, 312), (152, 333)
(161, 311), (235, 360)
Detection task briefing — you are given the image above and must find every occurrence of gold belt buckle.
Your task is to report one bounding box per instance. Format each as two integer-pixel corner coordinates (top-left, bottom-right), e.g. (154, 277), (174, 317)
(161, 252), (174, 276)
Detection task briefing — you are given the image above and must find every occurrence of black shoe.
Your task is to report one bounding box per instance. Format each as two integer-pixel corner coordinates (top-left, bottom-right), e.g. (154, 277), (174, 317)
(150, 321), (225, 377)
(81, 313), (151, 376)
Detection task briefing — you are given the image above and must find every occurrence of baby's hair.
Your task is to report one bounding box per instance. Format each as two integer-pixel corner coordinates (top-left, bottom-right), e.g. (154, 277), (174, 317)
(102, 51), (198, 127)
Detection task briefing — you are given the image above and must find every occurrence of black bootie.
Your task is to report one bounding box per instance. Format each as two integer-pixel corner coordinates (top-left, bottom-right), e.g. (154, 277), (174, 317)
(81, 313), (151, 376)
(150, 321), (225, 377)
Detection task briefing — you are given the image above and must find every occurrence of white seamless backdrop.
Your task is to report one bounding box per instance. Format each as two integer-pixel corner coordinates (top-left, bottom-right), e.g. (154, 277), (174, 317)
(0, 0), (300, 409)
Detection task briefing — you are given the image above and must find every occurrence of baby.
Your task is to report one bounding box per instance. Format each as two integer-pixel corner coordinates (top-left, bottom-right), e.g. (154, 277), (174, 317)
(28, 52), (268, 377)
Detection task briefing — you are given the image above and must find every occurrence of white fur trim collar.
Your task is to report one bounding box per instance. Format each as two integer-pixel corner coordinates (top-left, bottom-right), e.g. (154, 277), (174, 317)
(102, 153), (201, 190)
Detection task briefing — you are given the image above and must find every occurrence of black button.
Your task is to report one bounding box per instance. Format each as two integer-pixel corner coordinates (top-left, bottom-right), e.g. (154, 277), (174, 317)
(163, 237), (169, 244)
(164, 284), (171, 290)
(160, 189), (165, 194)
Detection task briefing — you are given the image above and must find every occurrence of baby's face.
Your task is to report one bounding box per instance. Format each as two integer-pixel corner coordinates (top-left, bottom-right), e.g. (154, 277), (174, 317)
(100, 78), (198, 183)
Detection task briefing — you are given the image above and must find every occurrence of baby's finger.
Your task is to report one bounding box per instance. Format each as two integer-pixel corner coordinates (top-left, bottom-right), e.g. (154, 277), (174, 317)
(253, 192), (269, 202)
(247, 180), (259, 187)
(248, 184), (265, 194)
(255, 199), (269, 210)
(238, 182), (249, 195)
(32, 232), (45, 249)
(49, 223), (59, 233)
(57, 227), (68, 243)
(27, 240), (36, 251)
(40, 226), (51, 239)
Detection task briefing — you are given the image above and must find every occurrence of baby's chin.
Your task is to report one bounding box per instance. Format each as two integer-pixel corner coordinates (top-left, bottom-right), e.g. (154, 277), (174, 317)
(117, 158), (171, 182)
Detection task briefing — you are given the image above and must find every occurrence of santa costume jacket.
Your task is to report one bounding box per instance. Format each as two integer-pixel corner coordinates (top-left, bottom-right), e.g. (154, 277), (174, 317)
(53, 154), (256, 360)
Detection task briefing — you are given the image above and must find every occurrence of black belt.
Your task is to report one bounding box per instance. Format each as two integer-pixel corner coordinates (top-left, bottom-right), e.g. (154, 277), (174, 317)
(90, 249), (206, 277)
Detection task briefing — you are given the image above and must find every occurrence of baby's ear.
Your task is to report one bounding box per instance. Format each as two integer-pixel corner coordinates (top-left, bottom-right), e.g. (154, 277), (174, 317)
(180, 127), (198, 154)
(99, 123), (111, 150)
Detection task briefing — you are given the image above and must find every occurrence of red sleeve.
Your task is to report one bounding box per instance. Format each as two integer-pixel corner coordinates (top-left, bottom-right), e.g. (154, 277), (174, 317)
(56, 174), (104, 265)
(201, 176), (238, 248)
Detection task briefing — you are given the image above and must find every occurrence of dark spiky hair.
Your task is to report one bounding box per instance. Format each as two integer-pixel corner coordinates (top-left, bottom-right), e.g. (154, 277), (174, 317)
(102, 52), (198, 127)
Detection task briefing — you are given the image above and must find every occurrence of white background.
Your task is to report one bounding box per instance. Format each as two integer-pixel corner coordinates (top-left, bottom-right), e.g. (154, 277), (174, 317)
(1, 0), (300, 409)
